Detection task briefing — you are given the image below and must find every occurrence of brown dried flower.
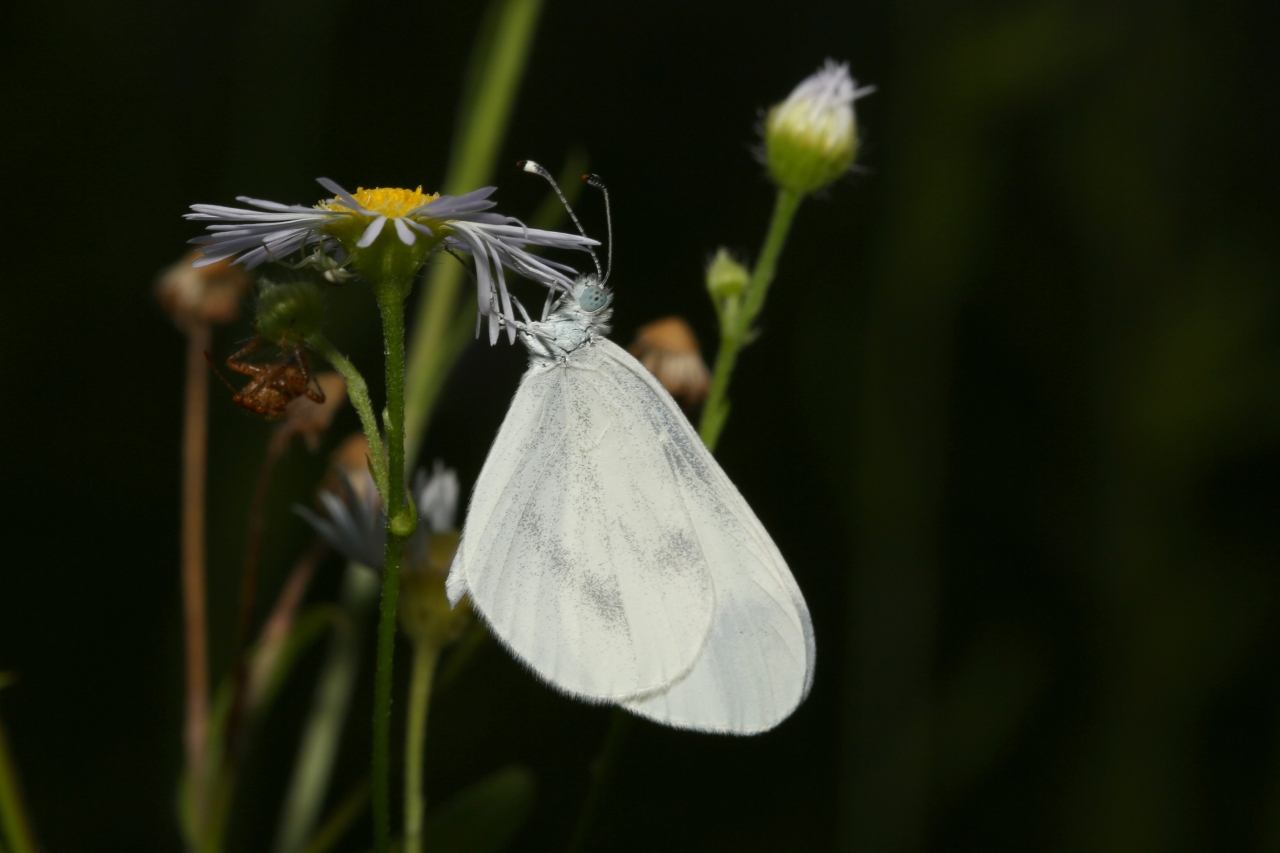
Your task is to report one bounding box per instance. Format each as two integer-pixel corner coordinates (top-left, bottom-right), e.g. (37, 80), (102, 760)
(156, 251), (252, 330)
(628, 317), (711, 407)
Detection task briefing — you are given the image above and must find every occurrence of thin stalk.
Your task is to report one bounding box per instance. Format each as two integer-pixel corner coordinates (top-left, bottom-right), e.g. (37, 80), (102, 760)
(699, 188), (803, 449)
(309, 335), (390, 501)
(272, 563), (380, 853)
(299, 781), (370, 853)
(404, 0), (545, 465)
(564, 712), (633, 853)
(372, 282), (415, 853)
(225, 439), (287, 760)
(403, 643), (440, 853)
(0, 714), (38, 853)
(182, 323), (213, 835)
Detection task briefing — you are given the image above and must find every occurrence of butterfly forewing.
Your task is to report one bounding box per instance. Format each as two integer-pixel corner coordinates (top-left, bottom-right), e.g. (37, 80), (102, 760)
(450, 345), (716, 702)
(583, 341), (815, 733)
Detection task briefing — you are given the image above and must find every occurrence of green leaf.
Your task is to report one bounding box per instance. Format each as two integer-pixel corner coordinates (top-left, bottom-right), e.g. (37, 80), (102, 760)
(424, 765), (536, 853)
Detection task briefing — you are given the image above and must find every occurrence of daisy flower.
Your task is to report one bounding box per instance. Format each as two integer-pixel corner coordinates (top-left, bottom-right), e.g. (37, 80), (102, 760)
(186, 178), (597, 342)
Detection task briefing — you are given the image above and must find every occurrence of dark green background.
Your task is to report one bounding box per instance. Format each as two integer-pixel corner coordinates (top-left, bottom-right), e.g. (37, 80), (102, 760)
(2, 0), (1278, 850)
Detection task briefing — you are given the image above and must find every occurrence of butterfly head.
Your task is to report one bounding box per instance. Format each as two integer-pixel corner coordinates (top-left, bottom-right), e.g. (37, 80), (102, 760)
(568, 273), (613, 335)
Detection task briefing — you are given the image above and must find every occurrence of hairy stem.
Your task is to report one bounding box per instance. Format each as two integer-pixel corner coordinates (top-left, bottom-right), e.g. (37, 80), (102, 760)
(372, 282), (416, 853)
(309, 335), (390, 501)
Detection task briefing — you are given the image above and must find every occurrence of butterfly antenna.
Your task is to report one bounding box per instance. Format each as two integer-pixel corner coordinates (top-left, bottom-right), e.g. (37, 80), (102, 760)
(584, 173), (613, 286)
(518, 160), (603, 279)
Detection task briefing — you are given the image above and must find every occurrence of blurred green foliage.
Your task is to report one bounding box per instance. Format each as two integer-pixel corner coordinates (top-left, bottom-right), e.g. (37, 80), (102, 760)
(0, 0), (1276, 850)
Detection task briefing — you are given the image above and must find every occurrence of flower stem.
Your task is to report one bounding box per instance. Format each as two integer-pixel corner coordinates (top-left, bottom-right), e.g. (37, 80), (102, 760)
(564, 711), (633, 853)
(308, 335), (390, 501)
(699, 187), (804, 450)
(372, 281), (416, 853)
(182, 323), (212, 837)
(403, 643), (440, 853)
(225, 438), (286, 762)
(0, 712), (38, 853)
(272, 563), (379, 853)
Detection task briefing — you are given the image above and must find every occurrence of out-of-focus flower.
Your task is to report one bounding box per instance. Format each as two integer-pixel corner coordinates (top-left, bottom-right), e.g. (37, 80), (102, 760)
(298, 444), (465, 576)
(414, 462), (460, 534)
(185, 179), (597, 343)
(629, 317), (711, 408)
(763, 60), (873, 195)
(156, 251), (251, 330)
(297, 468), (385, 570)
(401, 462), (469, 647)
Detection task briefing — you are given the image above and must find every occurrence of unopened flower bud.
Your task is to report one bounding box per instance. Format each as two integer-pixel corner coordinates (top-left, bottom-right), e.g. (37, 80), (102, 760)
(764, 60), (871, 195)
(156, 251), (251, 330)
(705, 248), (749, 302)
(255, 276), (326, 346)
(629, 317), (711, 408)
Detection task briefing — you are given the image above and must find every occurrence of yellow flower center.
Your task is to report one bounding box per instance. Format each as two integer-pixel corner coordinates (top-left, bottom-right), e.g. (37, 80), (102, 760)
(319, 186), (440, 218)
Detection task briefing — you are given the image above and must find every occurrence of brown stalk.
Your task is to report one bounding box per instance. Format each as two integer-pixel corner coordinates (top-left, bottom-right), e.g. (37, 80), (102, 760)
(181, 322), (212, 828)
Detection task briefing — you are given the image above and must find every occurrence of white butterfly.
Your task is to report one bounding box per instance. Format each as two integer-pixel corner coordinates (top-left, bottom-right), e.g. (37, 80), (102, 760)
(446, 168), (814, 735)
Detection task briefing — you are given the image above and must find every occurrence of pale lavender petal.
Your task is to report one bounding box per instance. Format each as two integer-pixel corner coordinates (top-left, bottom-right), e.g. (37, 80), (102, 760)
(393, 217), (416, 246)
(412, 186), (498, 218)
(357, 215), (387, 248)
(316, 177), (368, 214)
(406, 220), (434, 238)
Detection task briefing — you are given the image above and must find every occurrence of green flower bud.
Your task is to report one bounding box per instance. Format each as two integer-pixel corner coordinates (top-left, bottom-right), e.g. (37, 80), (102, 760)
(255, 276), (325, 346)
(706, 248), (749, 302)
(764, 60), (871, 195)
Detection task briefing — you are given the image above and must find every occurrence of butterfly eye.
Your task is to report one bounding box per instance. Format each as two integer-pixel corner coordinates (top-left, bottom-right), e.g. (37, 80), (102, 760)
(579, 285), (609, 312)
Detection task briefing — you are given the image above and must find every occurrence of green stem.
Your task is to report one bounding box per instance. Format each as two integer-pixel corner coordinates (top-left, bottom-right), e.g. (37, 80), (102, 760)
(699, 188), (804, 450)
(372, 282), (416, 853)
(272, 564), (380, 853)
(565, 711), (633, 853)
(0, 715), (38, 853)
(403, 643), (440, 853)
(299, 780), (370, 853)
(309, 334), (390, 501)
(404, 0), (545, 466)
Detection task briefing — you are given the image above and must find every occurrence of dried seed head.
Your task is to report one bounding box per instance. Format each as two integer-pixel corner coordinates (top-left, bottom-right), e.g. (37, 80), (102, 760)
(273, 372), (348, 452)
(629, 317), (711, 408)
(156, 251), (251, 330)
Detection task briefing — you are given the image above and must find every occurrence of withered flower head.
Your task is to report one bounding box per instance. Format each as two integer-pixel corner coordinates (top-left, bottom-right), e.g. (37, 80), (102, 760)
(156, 251), (251, 330)
(629, 317), (711, 408)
